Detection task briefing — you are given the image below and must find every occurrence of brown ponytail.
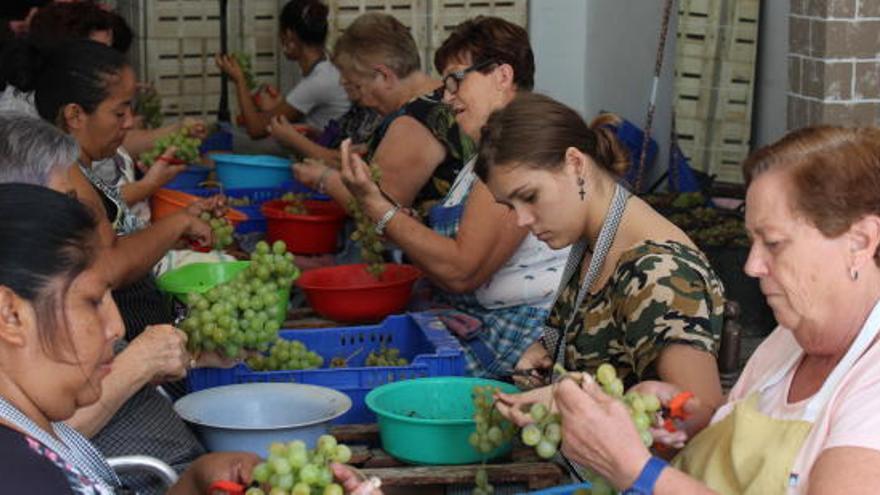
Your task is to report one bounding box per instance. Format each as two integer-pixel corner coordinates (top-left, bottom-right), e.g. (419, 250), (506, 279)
(475, 92), (631, 182)
(589, 113), (631, 177)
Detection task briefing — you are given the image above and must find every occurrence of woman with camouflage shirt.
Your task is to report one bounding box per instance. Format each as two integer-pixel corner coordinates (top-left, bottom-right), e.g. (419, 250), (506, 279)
(477, 93), (725, 432)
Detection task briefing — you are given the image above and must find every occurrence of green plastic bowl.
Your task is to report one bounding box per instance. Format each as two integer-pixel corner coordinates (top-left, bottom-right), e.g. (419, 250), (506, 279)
(365, 377), (520, 465)
(156, 261), (290, 325)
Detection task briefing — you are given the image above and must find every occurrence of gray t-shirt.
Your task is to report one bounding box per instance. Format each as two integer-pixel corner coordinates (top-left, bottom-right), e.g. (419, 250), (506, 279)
(285, 59), (350, 130)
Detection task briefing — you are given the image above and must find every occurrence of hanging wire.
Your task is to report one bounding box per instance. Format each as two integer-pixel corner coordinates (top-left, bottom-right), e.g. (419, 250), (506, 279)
(633, 0), (676, 193)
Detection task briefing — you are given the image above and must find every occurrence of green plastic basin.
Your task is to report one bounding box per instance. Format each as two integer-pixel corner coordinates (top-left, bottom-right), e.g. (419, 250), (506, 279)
(365, 377), (520, 465)
(156, 261), (289, 325)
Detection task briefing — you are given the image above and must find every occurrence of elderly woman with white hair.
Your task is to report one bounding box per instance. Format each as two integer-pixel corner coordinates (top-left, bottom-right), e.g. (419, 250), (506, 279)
(0, 113), (210, 494)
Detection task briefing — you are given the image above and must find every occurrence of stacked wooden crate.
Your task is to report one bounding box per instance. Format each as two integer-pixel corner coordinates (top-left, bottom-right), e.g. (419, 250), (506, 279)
(673, 0), (760, 185)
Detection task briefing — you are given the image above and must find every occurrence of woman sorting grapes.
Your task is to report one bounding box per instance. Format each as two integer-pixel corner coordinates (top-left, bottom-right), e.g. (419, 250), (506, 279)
(0, 183), (260, 494)
(538, 127), (880, 495)
(294, 12), (473, 218)
(334, 17), (568, 379)
(215, 0), (350, 142)
(0, 40), (218, 493)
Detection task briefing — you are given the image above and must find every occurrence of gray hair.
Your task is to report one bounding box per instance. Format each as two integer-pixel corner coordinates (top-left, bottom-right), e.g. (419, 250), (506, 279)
(0, 113), (80, 186)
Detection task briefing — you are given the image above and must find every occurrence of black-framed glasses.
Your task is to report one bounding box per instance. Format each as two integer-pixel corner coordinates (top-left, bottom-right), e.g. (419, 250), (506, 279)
(443, 59), (497, 95)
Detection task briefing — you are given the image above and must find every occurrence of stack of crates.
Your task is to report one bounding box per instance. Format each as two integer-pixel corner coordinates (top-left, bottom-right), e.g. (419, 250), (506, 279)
(119, 0), (284, 122)
(119, 0), (529, 122)
(673, 0), (760, 185)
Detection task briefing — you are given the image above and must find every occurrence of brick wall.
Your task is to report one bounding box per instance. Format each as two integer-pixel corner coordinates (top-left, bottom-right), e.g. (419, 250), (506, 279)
(788, 0), (880, 128)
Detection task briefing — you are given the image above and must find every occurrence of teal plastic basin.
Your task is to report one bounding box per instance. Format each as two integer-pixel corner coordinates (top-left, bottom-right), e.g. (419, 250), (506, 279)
(365, 376), (520, 465)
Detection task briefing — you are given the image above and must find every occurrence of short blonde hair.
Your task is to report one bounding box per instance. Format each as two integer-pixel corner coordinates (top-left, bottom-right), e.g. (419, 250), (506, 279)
(332, 13), (420, 78)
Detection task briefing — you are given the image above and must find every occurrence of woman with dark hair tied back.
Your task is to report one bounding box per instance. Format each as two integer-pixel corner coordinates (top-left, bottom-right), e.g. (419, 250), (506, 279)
(0, 183), (259, 494)
(0, 40), (223, 494)
(469, 93), (725, 447)
(216, 0), (350, 140)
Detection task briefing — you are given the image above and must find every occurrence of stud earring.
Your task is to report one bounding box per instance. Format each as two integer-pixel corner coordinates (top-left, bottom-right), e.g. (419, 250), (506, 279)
(577, 177), (585, 201)
(851, 267), (859, 281)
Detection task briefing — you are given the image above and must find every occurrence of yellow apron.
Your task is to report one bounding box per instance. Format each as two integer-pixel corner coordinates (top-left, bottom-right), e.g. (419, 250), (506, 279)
(673, 300), (880, 495)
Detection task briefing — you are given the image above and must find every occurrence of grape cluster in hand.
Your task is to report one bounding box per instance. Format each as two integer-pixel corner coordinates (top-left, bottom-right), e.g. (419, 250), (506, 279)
(200, 211), (234, 250)
(248, 435), (352, 495)
(140, 128), (202, 167)
(233, 52), (258, 91)
(347, 163), (386, 278)
(179, 240), (299, 358)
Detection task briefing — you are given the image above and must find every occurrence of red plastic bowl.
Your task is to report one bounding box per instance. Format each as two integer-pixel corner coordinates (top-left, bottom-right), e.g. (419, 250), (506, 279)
(296, 263), (422, 323)
(261, 199), (347, 255)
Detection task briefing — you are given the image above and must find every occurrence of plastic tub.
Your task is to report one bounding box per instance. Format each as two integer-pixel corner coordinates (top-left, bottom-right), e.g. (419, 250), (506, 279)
(150, 189), (247, 226)
(296, 264), (421, 323)
(212, 153), (293, 188)
(522, 483), (594, 495)
(365, 377), (519, 465)
(187, 313), (466, 424)
(164, 164), (212, 190)
(155, 261), (290, 325)
(262, 199), (347, 255)
(174, 383), (350, 455)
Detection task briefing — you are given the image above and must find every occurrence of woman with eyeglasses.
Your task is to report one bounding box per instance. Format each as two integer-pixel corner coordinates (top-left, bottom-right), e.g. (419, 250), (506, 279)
(215, 0), (350, 140)
(293, 12), (473, 218)
(327, 17), (569, 379)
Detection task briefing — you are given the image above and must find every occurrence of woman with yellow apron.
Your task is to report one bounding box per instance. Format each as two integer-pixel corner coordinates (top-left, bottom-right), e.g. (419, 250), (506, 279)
(673, 298), (880, 494)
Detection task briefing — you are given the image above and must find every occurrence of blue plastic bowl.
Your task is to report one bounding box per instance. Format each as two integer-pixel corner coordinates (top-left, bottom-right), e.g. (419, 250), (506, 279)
(174, 383), (351, 456)
(164, 164), (212, 190)
(212, 153), (293, 189)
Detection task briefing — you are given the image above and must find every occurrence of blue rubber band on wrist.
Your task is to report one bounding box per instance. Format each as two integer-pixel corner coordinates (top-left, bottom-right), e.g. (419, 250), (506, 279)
(622, 456), (667, 495)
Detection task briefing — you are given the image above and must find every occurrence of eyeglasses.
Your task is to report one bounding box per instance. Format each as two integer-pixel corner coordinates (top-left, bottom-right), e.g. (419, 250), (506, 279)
(442, 59), (497, 95)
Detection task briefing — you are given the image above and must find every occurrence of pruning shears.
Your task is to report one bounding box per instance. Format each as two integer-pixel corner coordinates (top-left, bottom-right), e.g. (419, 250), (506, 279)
(662, 391), (694, 433)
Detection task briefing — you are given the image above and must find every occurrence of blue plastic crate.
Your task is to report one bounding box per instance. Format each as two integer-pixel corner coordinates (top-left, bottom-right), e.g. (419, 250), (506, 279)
(187, 313), (466, 424)
(521, 482), (593, 494)
(164, 165), (212, 190)
(181, 187), (285, 234)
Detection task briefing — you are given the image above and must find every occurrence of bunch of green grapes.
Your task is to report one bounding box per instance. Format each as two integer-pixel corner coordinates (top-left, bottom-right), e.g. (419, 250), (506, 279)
(245, 338), (324, 371)
(227, 197), (251, 207)
(179, 240), (300, 358)
(364, 347), (408, 367)
(134, 83), (163, 129)
(346, 164), (386, 278)
(199, 211), (235, 250)
(281, 192), (309, 215)
(248, 435), (352, 495)
(233, 52), (258, 91)
(469, 386), (516, 455)
(519, 402), (562, 460)
(140, 128), (202, 167)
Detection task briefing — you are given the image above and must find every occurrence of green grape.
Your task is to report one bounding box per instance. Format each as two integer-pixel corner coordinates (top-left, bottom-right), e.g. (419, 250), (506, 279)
(291, 483), (310, 495)
(246, 488), (266, 495)
(298, 464), (319, 485)
(252, 462), (271, 483)
(281, 192), (309, 215)
(520, 424), (541, 447)
(363, 347), (408, 367)
(596, 363), (616, 387)
(332, 444), (352, 463)
(323, 484), (344, 495)
(529, 403), (548, 422)
(535, 439), (557, 459)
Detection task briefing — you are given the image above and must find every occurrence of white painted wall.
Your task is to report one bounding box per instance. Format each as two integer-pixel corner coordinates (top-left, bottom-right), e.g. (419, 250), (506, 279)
(530, 0), (677, 187)
(752, 0), (789, 148)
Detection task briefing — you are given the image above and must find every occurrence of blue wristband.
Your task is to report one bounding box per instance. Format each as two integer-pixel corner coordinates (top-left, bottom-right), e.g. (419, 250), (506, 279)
(621, 456), (668, 495)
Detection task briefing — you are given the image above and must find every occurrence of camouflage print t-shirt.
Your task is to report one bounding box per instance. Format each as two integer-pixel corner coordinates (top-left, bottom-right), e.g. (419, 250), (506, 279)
(546, 240), (725, 388)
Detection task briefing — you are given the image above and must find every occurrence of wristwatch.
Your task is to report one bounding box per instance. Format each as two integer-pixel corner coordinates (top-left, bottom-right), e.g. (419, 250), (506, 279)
(622, 456), (668, 495)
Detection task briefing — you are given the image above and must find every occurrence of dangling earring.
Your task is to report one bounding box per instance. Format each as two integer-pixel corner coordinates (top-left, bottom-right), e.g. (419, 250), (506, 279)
(577, 177), (585, 201)
(851, 267), (860, 281)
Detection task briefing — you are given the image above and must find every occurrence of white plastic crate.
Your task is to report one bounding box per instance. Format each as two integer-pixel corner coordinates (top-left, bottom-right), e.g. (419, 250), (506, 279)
(673, 0), (759, 184)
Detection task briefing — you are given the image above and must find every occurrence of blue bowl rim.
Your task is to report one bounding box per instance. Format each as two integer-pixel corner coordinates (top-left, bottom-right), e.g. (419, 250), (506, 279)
(174, 382), (352, 431)
(365, 376), (519, 426)
(210, 153), (291, 169)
